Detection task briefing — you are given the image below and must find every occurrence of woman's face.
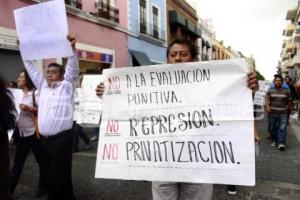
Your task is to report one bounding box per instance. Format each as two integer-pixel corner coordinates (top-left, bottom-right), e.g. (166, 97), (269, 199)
(17, 72), (26, 89)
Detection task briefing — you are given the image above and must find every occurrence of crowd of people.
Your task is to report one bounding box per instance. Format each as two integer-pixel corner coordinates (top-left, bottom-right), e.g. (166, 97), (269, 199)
(6, 36), (297, 200)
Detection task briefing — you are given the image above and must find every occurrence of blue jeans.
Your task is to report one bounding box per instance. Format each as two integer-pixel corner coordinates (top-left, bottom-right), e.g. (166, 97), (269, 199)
(269, 113), (288, 144)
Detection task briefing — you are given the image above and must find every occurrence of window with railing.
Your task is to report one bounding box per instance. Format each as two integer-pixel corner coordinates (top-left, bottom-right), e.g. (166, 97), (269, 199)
(96, 1), (119, 23)
(65, 0), (82, 9)
(139, 0), (147, 34)
(138, 21), (166, 41)
(152, 6), (159, 39)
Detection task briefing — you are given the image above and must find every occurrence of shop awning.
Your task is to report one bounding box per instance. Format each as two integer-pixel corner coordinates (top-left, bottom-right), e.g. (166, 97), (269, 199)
(195, 27), (202, 38)
(169, 10), (186, 27)
(130, 50), (152, 66)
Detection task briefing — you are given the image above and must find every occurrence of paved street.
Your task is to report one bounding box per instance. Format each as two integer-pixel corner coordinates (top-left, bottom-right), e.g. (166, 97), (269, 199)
(10, 115), (300, 200)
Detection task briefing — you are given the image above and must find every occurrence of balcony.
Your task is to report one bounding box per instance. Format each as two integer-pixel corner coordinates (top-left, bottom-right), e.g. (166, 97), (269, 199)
(285, 60), (294, 69)
(293, 25), (300, 42)
(95, 2), (119, 23)
(138, 21), (166, 42)
(65, 0), (82, 9)
(281, 52), (290, 61)
(286, 8), (298, 21)
(286, 41), (296, 53)
(282, 39), (288, 48)
(292, 54), (300, 65)
(286, 23), (296, 36)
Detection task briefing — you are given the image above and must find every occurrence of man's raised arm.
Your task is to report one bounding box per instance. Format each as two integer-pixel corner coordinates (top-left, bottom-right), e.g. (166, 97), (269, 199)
(64, 35), (79, 83)
(23, 60), (44, 90)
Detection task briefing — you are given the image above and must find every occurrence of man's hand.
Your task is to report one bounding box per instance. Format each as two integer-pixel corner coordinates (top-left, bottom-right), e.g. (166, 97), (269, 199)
(96, 82), (104, 97)
(247, 72), (259, 92)
(67, 34), (76, 50)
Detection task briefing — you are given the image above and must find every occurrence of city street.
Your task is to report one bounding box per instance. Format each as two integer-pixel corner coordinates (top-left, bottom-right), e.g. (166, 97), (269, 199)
(10, 114), (300, 200)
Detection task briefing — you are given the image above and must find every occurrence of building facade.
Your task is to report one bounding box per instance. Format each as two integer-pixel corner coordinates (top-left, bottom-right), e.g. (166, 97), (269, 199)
(197, 18), (214, 61)
(212, 39), (231, 60)
(0, 0), (129, 81)
(280, 3), (300, 80)
(166, 0), (201, 46)
(127, 0), (167, 66)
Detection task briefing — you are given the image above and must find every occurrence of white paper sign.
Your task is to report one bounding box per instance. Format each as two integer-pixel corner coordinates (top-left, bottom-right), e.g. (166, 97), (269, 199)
(254, 81), (271, 106)
(76, 75), (104, 126)
(8, 89), (24, 141)
(95, 59), (255, 186)
(14, 0), (73, 60)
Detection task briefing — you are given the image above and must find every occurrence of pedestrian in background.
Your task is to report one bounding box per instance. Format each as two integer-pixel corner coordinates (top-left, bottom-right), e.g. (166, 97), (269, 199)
(0, 75), (17, 200)
(72, 76), (91, 152)
(265, 74), (292, 151)
(284, 76), (297, 125)
(22, 35), (79, 200)
(9, 70), (47, 197)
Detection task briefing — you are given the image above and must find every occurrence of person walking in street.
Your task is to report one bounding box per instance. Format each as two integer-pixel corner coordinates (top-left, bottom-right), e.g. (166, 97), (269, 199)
(95, 38), (259, 200)
(22, 35), (79, 200)
(266, 74), (292, 151)
(72, 77), (91, 152)
(9, 70), (48, 197)
(0, 75), (17, 200)
(284, 76), (297, 125)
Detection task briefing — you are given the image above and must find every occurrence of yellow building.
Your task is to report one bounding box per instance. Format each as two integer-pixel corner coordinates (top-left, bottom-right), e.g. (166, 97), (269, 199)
(212, 40), (231, 60)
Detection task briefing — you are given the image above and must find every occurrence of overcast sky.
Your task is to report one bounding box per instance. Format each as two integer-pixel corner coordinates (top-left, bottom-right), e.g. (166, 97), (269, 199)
(191, 0), (298, 80)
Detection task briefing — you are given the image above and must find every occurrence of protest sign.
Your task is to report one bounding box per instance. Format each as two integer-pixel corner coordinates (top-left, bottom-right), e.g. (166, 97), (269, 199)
(14, 0), (72, 60)
(254, 81), (271, 106)
(95, 59), (255, 186)
(8, 89), (24, 141)
(76, 75), (104, 126)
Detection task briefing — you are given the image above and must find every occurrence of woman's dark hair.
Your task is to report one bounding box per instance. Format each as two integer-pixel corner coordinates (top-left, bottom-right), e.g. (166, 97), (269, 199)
(167, 38), (199, 60)
(0, 75), (16, 132)
(21, 69), (36, 90)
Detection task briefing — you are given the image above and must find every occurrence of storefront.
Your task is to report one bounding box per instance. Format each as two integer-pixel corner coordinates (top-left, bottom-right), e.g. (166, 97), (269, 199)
(62, 43), (115, 75)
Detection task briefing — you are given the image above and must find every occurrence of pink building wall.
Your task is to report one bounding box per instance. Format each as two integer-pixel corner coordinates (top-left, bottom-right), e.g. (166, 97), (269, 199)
(116, 0), (128, 29)
(0, 0), (128, 68)
(68, 14), (128, 68)
(82, 0), (96, 13)
(0, 0), (33, 29)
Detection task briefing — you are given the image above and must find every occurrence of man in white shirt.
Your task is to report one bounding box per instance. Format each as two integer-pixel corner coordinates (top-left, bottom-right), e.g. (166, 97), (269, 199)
(23, 35), (79, 200)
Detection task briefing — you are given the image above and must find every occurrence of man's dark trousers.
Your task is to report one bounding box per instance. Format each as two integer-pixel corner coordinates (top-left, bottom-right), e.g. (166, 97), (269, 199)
(43, 130), (75, 200)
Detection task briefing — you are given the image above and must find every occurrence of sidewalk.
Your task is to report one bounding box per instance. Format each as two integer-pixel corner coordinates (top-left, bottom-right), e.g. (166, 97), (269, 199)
(212, 117), (300, 200)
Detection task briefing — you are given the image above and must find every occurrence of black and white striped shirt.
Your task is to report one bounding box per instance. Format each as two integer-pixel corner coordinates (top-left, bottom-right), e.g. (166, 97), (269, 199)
(266, 88), (291, 115)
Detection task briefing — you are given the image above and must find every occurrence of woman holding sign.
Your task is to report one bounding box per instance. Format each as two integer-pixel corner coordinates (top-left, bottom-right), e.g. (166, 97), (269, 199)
(0, 75), (17, 200)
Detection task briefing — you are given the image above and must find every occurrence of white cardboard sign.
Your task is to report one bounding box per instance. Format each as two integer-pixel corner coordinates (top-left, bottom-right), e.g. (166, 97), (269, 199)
(14, 0), (73, 60)
(95, 59), (255, 186)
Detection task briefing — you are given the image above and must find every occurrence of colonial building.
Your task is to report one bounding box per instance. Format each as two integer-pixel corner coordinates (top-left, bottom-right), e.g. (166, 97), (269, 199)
(127, 0), (167, 66)
(197, 18), (214, 61)
(212, 40), (231, 60)
(280, 3), (300, 80)
(0, 0), (129, 80)
(166, 0), (201, 46)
